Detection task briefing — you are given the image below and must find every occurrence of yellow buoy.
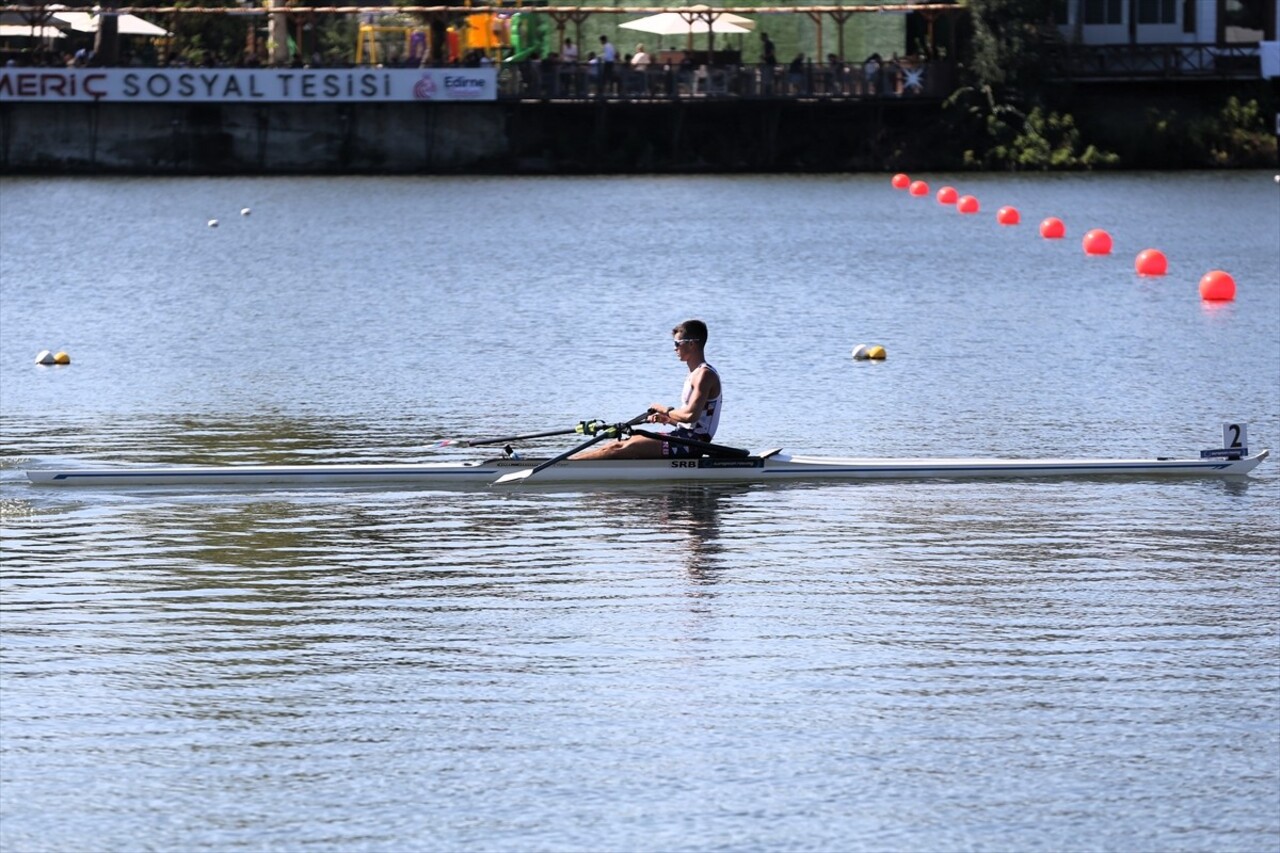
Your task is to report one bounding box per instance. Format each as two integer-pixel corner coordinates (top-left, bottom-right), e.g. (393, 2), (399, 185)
(851, 344), (887, 360)
(54, 351), (71, 365)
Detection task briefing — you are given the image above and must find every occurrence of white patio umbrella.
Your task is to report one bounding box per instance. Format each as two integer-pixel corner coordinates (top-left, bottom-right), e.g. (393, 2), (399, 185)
(620, 5), (754, 55)
(49, 8), (170, 37)
(620, 6), (755, 37)
(0, 24), (67, 39)
(0, 10), (70, 42)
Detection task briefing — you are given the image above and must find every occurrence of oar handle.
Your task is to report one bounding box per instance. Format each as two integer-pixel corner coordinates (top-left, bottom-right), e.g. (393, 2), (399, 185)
(440, 418), (610, 448)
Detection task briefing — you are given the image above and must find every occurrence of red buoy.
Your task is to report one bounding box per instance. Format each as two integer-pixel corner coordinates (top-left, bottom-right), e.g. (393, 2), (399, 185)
(996, 206), (1020, 225)
(936, 186), (958, 205)
(892, 173), (910, 189)
(909, 180), (929, 196)
(1082, 229), (1113, 256)
(1199, 270), (1236, 301)
(1134, 249), (1168, 277)
(956, 195), (979, 214)
(1040, 217), (1066, 239)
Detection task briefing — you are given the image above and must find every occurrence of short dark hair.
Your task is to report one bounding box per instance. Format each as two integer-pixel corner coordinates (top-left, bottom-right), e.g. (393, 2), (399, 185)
(673, 319), (708, 342)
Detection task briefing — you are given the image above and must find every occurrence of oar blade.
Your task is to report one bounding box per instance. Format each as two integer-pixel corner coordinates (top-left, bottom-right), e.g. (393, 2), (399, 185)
(493, 468), (536, 486)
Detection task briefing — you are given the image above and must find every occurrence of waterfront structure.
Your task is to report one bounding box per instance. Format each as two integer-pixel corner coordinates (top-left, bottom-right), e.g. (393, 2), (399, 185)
(1, 2), (1272, 173)
(1055, 0), (1275, 45)
(1049, 0), (1278, 80)
(2, 2), (1272, 83)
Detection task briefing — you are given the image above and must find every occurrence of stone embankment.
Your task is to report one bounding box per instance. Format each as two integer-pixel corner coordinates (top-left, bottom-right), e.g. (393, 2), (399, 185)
(1, 99), (941, 174)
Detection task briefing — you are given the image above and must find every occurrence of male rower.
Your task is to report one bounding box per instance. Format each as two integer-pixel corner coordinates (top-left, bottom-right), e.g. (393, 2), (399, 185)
(575, 320), (722, 460)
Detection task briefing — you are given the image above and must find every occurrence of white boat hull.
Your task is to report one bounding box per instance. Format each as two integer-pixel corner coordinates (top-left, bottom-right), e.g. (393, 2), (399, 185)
(24, 449), (1269, 487)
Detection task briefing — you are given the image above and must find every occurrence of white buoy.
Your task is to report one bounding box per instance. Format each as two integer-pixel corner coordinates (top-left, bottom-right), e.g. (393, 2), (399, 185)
(851, 344), (887, 361)
(35, 350), (55, 365)
(240, 208), (251, 216)
(208, 219), (219, 228)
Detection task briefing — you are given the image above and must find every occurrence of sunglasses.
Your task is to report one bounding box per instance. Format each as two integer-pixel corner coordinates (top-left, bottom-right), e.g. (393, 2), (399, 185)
(672, 338), (700, 348)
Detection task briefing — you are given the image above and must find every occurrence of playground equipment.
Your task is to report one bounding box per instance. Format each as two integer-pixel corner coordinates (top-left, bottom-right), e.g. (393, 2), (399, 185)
(464, 12), (508, 52)
(354, 12), (548, 66)
(355, 24), (428, 65)
(502, 13), (549, 63)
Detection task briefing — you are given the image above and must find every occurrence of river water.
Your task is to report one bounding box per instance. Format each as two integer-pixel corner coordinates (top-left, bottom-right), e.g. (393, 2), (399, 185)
(2, 173), (1278, 852)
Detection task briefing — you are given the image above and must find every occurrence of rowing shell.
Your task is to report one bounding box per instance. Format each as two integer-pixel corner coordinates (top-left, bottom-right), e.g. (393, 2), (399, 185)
(24, 449), (1270, 487)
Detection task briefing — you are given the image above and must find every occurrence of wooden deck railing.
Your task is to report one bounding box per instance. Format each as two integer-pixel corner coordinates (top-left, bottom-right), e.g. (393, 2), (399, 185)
(496, 59), (954, 101)
(1041, 43), (1262, 81)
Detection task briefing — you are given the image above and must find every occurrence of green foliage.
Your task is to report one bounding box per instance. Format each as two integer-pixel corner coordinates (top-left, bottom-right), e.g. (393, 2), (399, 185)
(946, 84), (1119, 170)
(965, 0), (1059, 94)
(1142, 97), (1276, 168)
(164, 0), (247, 65)
(315, 16), (359, 66)
(1198, 97), (1276, 167)
(1002, 108), (1120, 169)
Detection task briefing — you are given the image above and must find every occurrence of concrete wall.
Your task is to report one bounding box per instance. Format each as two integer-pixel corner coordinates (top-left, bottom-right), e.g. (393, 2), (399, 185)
(0, 102), (509, 173)
(0, 99), (942, 174)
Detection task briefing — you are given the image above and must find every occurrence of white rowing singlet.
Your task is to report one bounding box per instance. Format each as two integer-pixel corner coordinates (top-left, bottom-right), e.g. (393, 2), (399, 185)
(678, 363), (721, 439)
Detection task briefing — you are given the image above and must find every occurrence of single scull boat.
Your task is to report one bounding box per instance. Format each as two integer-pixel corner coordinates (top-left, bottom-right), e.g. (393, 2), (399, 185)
(25, 448), (1269, 487)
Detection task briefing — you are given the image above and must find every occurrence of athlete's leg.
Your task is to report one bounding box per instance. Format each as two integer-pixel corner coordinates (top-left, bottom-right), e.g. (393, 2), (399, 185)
(572, 435), (666, 460)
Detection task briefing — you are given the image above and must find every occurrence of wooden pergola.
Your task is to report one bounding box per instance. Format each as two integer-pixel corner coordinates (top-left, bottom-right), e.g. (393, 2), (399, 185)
(0, 3), (964, 63)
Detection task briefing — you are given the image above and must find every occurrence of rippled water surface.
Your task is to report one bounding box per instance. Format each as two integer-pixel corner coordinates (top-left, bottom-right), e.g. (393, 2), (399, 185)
(2, 173), (1278, 852)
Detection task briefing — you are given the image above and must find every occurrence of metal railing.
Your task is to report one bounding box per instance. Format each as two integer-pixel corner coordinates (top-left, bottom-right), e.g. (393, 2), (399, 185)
(495, 59), (953, 101)
(1042, 43), (1262, 80)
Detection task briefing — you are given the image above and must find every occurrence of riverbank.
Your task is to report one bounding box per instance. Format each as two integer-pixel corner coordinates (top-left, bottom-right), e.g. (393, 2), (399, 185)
(2, 80), (1273, 173)
(1, 98), (945, 174)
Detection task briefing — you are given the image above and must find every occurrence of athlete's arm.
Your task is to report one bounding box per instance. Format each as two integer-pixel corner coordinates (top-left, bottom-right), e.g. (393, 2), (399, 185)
(652, 367), (720, 425)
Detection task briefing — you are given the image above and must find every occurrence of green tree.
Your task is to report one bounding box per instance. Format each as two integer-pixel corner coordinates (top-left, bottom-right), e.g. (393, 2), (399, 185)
(965, 0), (1060, 95)
(948, 86), (1119, 170)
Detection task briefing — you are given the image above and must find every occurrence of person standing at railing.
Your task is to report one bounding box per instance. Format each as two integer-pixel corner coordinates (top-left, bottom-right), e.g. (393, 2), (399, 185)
(826, 53), (846, 95)
(599, 35), (618, 96)
(761, 32), (777, 67)
(561, 38), (579, 95)
(787, 54), (807, 95)
(585, 51), (599, 96)
(863, 53), (882, 95)
(631, 44), (652, 96)
(760, 32), (777, 95)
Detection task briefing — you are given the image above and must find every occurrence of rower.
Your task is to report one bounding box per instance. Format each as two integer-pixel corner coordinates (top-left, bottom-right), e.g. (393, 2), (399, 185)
(574, 319), (722, 460)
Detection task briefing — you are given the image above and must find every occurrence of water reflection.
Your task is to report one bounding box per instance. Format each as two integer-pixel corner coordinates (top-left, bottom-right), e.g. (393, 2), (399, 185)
(585, 484), (750, 585)
(0, 413), (452, 468)
(1, 174), (1277, 853)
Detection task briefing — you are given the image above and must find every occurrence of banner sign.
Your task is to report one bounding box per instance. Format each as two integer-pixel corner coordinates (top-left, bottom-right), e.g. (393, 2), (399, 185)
(0, 68), (498, 103)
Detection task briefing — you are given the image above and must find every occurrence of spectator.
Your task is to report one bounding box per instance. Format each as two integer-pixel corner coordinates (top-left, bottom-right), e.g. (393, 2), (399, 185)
(788, 54), (806, 94)
(863, 53), (882, 95)
(760, 32), (777, 67)
(599, 34), (617, 95)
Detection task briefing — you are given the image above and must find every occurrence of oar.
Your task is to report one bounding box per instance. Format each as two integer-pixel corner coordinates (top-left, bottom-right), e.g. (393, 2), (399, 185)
(493, 411), (651, 486)
(433, 419), (607, 448)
